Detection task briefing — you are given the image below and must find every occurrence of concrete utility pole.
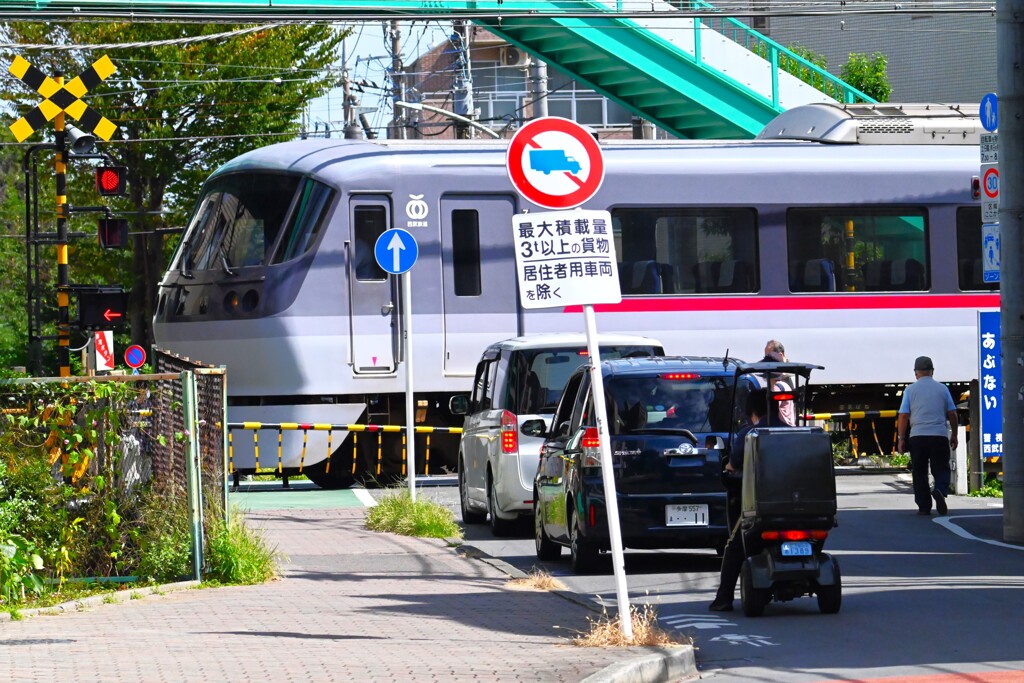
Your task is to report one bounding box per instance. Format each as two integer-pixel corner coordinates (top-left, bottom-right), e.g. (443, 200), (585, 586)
(997, 0), (1023, 542)
(389, 20), (406, 140)
(528, 59), (549, 120)
(452, 20), (475, 139)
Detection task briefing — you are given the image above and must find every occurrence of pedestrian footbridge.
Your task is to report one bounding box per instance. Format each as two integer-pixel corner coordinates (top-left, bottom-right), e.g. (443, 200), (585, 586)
(3, 0), (875, 138)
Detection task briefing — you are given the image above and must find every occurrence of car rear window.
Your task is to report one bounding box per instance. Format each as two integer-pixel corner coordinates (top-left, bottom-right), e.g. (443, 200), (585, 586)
(607, 373), (733, 434)
(508, 345), (662, 414)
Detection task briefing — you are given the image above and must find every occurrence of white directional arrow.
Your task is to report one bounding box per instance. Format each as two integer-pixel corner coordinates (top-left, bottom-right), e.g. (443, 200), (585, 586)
(661, 615), (733, 630)
(387, 231), (405, 273)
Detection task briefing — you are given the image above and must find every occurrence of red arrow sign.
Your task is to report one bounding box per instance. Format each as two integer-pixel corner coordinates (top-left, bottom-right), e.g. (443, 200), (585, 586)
(103, 309), (123, 321)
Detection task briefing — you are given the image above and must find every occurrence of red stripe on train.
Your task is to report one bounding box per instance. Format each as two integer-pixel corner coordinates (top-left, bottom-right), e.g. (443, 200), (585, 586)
(565, 293), (1000, 314)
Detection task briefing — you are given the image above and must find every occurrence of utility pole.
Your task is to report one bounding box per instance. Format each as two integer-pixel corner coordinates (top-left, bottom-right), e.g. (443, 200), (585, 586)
(452, 20), (476, 139)
(997, 0), (1023, 542)
(389, 20), (406, 140)
(341, 40), (363, 140)
(528, 58), (549, 120)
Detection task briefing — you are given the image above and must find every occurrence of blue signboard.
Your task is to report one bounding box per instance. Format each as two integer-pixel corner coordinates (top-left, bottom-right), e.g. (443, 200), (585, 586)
(982, 223), (1001, 283)
(978, 311), (1002, 461)
(981, 93), (998, 132)
(374, 228), (418, 275)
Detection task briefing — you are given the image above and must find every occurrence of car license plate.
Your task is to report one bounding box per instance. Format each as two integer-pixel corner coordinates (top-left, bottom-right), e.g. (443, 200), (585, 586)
(666, 504), (709, 527)
(781, 541), (812, 557)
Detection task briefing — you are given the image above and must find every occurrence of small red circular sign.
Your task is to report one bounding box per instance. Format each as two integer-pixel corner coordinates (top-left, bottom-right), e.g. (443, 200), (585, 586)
(124, 344), (146, 369)
(983, 166), (999, 199)
(506, 117), (605, 210)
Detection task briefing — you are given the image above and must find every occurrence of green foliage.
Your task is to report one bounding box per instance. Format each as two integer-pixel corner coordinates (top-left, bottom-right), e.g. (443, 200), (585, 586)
(840, 52), (892, 102)
(366, 490), (463, 539)
(969, 478), (1003, 498)
(831, 434), (853, 465)
(204, 509), (277, 585)
(135, 493), (192, 583)
(0, 533), (45, 604)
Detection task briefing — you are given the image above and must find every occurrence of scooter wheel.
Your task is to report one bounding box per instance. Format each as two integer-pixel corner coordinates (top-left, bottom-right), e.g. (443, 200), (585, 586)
(817, 558), (842, 614)
(740, 559), (770, 617)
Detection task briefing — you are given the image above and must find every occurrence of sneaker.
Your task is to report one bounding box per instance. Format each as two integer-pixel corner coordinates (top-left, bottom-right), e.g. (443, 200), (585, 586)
(932, 490), (948, 516)
(708, 597), (734, 612)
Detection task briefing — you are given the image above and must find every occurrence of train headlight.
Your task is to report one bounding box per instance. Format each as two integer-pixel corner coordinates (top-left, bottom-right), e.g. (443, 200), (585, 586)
(224, 291), (239, 313)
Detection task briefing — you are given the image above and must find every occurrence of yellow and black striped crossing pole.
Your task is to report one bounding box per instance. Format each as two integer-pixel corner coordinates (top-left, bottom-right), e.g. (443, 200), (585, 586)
(8, 55), (118, 376)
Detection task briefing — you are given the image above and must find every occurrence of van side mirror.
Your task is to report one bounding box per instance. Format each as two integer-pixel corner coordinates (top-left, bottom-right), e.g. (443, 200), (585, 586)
(520, 418), (548, 438)
(449, 395), (469, 415)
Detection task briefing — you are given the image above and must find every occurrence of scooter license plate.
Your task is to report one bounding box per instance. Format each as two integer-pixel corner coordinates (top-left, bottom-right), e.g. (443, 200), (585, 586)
(781, 541), (812, 557)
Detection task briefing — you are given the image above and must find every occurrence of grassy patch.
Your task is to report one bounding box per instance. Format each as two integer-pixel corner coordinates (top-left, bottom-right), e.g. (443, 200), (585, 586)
(4, 581), (144, 611)
(204, 510), (279, 585)
(365, 490), (462, 539)
(508, 569), (565, 592)
(573, 604), (689, 648)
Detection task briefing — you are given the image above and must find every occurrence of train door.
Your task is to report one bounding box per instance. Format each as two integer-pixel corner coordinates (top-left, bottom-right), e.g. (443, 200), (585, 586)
(348, 198), (398, 374)
(440, 195), (520, 375)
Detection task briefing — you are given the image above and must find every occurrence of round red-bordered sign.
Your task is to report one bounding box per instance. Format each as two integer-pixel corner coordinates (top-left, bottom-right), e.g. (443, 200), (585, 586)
(983, 166), (999, 199)
(506, 117), (605, 210)
(124, 344), (146, 369)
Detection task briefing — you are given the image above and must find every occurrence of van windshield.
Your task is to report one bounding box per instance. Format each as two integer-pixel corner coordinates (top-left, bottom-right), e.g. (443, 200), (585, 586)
(607, 374), (732, 435)
(509, 345), (661, 414)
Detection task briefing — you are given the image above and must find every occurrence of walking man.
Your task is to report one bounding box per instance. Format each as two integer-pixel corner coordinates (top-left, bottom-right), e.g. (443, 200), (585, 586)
(897, 356), (958, 515)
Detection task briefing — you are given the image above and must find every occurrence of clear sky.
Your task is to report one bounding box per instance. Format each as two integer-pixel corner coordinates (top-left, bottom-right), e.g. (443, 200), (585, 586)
(305, 21), (452, 140)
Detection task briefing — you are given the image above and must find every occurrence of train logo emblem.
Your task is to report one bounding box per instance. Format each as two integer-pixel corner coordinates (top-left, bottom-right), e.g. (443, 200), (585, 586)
(405, 194), (428, 227)
(506, 117), (605, 210)
(374, 228), (418, 275)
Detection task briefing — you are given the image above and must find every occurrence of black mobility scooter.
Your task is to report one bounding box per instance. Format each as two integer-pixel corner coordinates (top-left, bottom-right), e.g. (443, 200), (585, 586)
(728, 361), (841, 617)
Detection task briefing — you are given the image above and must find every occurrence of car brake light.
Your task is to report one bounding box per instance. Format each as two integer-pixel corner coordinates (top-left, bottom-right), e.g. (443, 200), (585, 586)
(761, 530), (780, 540)
(582, 427), (602, 467)
(810, 529), (829, 540)
(501, 410), (518, 454)
(773, 393), (795, 401)
(659, 372), (700, 380)
(581, 427), (600, 449)
(590, 502), (596, 528)
(781, 530), (811, 541)
(577, 349), (589, 356)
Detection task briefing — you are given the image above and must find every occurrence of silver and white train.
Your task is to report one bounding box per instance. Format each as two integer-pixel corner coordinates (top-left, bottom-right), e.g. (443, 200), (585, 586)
(153, 103), (997, 487)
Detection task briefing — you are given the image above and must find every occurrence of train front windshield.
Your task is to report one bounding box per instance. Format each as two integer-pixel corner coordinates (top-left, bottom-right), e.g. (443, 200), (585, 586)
(176, 173), (333, 273)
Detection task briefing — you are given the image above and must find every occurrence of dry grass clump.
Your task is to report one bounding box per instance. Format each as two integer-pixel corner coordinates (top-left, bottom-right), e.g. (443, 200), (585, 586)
(507, 568), (566, 592)
(573, 603), (690, 648)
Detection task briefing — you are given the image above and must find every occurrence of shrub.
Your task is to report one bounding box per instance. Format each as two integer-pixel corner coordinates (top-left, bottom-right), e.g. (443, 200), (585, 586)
(365, 490), (462, 539)
(204, 510), (278, 585)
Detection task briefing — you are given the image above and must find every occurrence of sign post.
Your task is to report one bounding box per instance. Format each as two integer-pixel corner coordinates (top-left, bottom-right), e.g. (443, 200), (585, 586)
(507, 118), (633, 639)
(980, 94), (1000, 283)
(374, 228), (419, 501)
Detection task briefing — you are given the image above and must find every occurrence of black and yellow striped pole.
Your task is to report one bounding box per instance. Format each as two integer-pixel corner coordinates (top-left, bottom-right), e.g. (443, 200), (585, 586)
(54, 80), (70, 377)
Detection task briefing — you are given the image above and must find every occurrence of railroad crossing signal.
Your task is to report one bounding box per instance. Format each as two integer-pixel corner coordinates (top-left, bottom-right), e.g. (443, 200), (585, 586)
(8, 54), (118, 142)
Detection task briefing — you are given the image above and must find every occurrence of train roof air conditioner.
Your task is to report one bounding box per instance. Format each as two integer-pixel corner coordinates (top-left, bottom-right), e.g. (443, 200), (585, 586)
(500, 46), (530, 67)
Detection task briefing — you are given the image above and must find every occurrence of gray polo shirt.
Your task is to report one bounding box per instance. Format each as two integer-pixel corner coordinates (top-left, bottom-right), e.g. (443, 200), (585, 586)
(898, 375), (956, 438)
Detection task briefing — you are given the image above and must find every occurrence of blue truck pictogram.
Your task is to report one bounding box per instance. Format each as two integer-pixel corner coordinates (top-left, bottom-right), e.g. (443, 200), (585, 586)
(529, 149), (582, 174)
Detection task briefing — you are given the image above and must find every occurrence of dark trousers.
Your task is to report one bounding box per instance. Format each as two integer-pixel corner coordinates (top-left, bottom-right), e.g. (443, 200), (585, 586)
(910, 435), (951, 511)
(715, 518), (745, 602)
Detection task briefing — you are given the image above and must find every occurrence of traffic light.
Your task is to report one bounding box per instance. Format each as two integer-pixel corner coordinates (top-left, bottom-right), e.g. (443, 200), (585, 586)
(77, 287), (129, 328)
(95, 165), (127, 196)
(98, 217), (129, 249)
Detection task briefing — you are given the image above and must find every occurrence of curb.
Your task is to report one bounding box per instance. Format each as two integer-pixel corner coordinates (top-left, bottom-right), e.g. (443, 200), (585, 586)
(455, 539), (699, 683)
(0, 580), (199, 622)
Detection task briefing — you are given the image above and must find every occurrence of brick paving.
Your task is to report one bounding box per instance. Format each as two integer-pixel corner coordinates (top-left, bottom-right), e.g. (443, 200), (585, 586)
(1, 507), (677, 683)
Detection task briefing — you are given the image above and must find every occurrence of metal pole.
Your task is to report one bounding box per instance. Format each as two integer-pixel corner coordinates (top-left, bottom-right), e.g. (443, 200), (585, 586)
(583, 303), (632, 640)
(54, 74), (71, 377)
(997, 0), (1024, 542)
(23, 143), (53, 377)
(182, 370), (204, 580)
(403, 271), (416, 501)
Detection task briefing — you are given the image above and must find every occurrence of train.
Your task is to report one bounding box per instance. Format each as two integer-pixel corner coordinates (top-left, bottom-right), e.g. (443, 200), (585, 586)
(153, 102), (997, 488)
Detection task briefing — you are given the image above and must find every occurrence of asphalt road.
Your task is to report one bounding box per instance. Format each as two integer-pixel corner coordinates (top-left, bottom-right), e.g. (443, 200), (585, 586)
(399, 473), (1024, 683)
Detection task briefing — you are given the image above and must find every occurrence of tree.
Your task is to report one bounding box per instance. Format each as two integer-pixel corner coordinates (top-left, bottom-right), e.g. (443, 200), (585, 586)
(1, 22), (347, 358)
(840, 52), (892, 103)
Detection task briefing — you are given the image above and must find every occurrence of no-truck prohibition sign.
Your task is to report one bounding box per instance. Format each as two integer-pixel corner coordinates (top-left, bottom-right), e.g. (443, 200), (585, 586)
(506, 117), (605, 210)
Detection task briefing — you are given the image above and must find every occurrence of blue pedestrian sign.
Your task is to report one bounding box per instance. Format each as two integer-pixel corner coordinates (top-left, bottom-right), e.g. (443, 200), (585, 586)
(374, 228), (418, 275)
(981, 93), (998, 132)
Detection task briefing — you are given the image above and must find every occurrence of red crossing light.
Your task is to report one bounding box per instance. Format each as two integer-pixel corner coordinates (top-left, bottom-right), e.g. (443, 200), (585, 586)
(96, 166), (127, 196)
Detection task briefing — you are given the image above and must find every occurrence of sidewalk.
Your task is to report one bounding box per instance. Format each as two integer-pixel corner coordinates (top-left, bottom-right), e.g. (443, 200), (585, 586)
(0, 506), (696, 683)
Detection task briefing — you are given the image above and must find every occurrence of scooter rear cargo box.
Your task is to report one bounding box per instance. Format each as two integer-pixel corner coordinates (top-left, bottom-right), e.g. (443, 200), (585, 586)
(741, 427), (836, 518)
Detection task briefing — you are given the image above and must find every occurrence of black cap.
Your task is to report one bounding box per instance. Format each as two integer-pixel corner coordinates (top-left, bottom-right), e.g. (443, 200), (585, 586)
(914, 356), (934, 371)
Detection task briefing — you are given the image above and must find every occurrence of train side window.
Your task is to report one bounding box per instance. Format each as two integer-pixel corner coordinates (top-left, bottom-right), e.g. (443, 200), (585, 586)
(272, 180), (334, 264)
(451, 209), (482, 296)
(956, 207), (999, 291)
(611, 208), (759, 295)
(787, 208), (928, 293)
(353, 206), (388, 281)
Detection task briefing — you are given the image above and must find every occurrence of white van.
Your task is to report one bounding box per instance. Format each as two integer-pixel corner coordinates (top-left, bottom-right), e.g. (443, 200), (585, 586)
(451, 333), (664, 536)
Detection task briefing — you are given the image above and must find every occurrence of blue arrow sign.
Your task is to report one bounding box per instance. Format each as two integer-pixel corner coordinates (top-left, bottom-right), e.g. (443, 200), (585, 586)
(374, 228), (418, 275)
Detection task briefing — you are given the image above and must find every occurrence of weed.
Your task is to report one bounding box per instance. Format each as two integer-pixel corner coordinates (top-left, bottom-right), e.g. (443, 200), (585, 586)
(970, 478), (1004, 498)
(102, 594), (117, 604)
(573, 603), (689, 648)
(365, 489), (462, 539)
(6, 608), (23, 620)
(204, 509), (278, 585)
(508, 569), (565, 592)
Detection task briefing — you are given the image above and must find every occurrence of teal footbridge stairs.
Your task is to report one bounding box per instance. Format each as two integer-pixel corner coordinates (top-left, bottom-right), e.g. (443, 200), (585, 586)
(2, 0), (875, 138)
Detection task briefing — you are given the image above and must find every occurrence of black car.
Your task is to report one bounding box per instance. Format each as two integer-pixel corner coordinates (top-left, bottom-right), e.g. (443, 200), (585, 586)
(531, 356), (746, 573)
